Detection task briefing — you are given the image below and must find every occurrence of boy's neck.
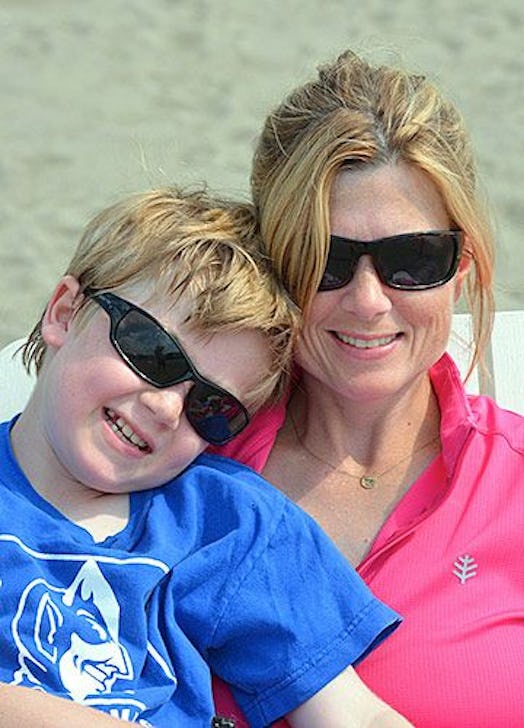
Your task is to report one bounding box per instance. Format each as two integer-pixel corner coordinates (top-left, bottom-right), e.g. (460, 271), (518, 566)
(10, 403), (130, 542)
(58, 495), (130, 542)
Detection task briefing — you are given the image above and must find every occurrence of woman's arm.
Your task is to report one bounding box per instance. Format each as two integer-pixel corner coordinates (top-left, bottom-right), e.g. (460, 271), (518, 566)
(286, 666), (413, 728)
(0, 683), (134, 728)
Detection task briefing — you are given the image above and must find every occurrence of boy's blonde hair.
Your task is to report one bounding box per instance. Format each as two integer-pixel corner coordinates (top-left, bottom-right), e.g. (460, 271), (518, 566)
(24, 187), (298, 409)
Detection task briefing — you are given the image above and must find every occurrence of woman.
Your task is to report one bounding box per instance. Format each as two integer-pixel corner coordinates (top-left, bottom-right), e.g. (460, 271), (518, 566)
(214, 49), (524, 727)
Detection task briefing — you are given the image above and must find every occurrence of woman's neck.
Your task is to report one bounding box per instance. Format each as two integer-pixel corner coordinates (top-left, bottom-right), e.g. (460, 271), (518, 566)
(264, 369), (442, 566)
(290, 369), (440, 471)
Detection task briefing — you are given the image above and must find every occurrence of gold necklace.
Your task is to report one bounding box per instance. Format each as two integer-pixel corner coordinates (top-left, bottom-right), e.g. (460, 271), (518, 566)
(289, 410), (439, 489)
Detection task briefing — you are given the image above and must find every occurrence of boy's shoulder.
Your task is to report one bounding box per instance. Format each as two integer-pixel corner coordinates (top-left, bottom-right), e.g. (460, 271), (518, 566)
(145, 453), (316, 577)
(192, 452), (271, 480)
(172, 452), (288, 506)
(156, 452), (300, 539)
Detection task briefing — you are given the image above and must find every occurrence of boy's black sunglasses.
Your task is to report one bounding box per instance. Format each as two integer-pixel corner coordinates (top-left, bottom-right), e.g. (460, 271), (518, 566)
(319, 230), (464, 291)
(84, 289), (249, 445)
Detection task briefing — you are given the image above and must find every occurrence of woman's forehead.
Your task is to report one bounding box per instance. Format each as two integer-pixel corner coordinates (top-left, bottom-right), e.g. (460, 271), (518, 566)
(330, 164), (449, 234)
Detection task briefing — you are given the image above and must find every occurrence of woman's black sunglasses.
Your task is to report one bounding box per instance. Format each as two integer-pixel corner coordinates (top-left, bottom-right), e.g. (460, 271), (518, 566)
(84, 289), (249, 445)
(319, 230), (464, 291)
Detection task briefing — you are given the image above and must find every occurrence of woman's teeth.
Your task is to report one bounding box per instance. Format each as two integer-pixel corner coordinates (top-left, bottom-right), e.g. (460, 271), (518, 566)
(335, 333), (397, 348)
(105, 408), (151, 452)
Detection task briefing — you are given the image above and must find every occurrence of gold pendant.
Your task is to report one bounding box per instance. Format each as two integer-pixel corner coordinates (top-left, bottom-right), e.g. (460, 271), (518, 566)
(360, 475), (377, 489)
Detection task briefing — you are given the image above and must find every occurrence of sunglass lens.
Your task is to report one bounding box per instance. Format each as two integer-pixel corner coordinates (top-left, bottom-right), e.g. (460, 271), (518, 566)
(319, 237), (359, 290)
(379, 234), (457, 288)
(186, 382), (249, 445)
(115, 310), (189, 386)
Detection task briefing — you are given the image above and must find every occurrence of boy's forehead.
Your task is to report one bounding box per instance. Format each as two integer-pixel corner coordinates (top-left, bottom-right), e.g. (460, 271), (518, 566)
(118, 281), (194, 326)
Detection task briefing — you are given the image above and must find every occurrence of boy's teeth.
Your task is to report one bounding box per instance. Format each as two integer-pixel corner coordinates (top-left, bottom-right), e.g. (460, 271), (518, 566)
(105, 409), (150, 452)
(336, 333), (396, 348)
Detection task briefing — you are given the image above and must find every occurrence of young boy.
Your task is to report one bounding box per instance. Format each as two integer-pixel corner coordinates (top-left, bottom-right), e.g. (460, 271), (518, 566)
(0, 188), (410, 727)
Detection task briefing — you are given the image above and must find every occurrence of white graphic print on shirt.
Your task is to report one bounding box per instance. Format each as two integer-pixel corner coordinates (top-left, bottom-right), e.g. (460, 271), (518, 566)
(1, 533), (175, 724)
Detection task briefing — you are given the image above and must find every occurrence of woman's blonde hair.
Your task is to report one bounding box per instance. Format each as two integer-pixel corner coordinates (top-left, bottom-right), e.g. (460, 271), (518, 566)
(251, 49), (495, 376)
(24, 187), (298, 409)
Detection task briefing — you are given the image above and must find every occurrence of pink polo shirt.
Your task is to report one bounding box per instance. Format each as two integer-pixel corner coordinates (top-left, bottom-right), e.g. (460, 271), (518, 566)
(212, 354), (524, 727)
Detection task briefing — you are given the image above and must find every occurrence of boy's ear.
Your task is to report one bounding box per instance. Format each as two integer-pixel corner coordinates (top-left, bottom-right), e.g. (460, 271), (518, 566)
(453, 235), (473, 303)
(41, 276), (82, 349)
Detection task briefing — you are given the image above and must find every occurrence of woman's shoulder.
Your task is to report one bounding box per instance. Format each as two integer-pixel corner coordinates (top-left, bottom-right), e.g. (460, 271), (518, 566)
(468, 392), (524, 452)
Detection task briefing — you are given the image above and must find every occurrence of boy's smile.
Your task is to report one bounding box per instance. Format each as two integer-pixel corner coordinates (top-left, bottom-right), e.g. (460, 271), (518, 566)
(104, 407), (152, 453)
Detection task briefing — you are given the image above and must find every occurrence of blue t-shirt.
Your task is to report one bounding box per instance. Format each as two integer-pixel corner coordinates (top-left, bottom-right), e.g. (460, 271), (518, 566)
(0, 419), (400, 727)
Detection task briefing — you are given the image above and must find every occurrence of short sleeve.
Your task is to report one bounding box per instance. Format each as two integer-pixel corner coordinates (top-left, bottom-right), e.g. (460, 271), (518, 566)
(207, 499), (400, 727)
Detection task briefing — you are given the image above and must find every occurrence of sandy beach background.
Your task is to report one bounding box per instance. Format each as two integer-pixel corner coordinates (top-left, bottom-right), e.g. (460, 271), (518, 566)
(1, 0), (522, 348)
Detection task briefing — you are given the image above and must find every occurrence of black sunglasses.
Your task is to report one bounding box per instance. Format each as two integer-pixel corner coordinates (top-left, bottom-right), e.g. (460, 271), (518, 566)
(84, 289), (249, 445)
(319, 230), (464, 291)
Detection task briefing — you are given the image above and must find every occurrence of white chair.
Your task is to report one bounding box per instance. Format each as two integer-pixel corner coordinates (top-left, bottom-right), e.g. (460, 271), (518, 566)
(0, 339), (36, 420)
(0, 310), (522, 421)
(446, 310), (523, 414)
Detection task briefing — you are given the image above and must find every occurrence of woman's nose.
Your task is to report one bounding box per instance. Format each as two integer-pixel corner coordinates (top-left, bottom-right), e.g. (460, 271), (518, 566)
(339, 255), (392, 320)
(139, 383), (189, 428)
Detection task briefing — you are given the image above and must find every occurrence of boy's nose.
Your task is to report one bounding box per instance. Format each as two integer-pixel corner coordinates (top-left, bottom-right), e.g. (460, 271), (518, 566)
(139, 383), (189, 428)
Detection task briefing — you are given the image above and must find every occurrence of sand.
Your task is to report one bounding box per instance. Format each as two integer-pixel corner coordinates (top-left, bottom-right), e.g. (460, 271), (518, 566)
(1, 0), (522, 347)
